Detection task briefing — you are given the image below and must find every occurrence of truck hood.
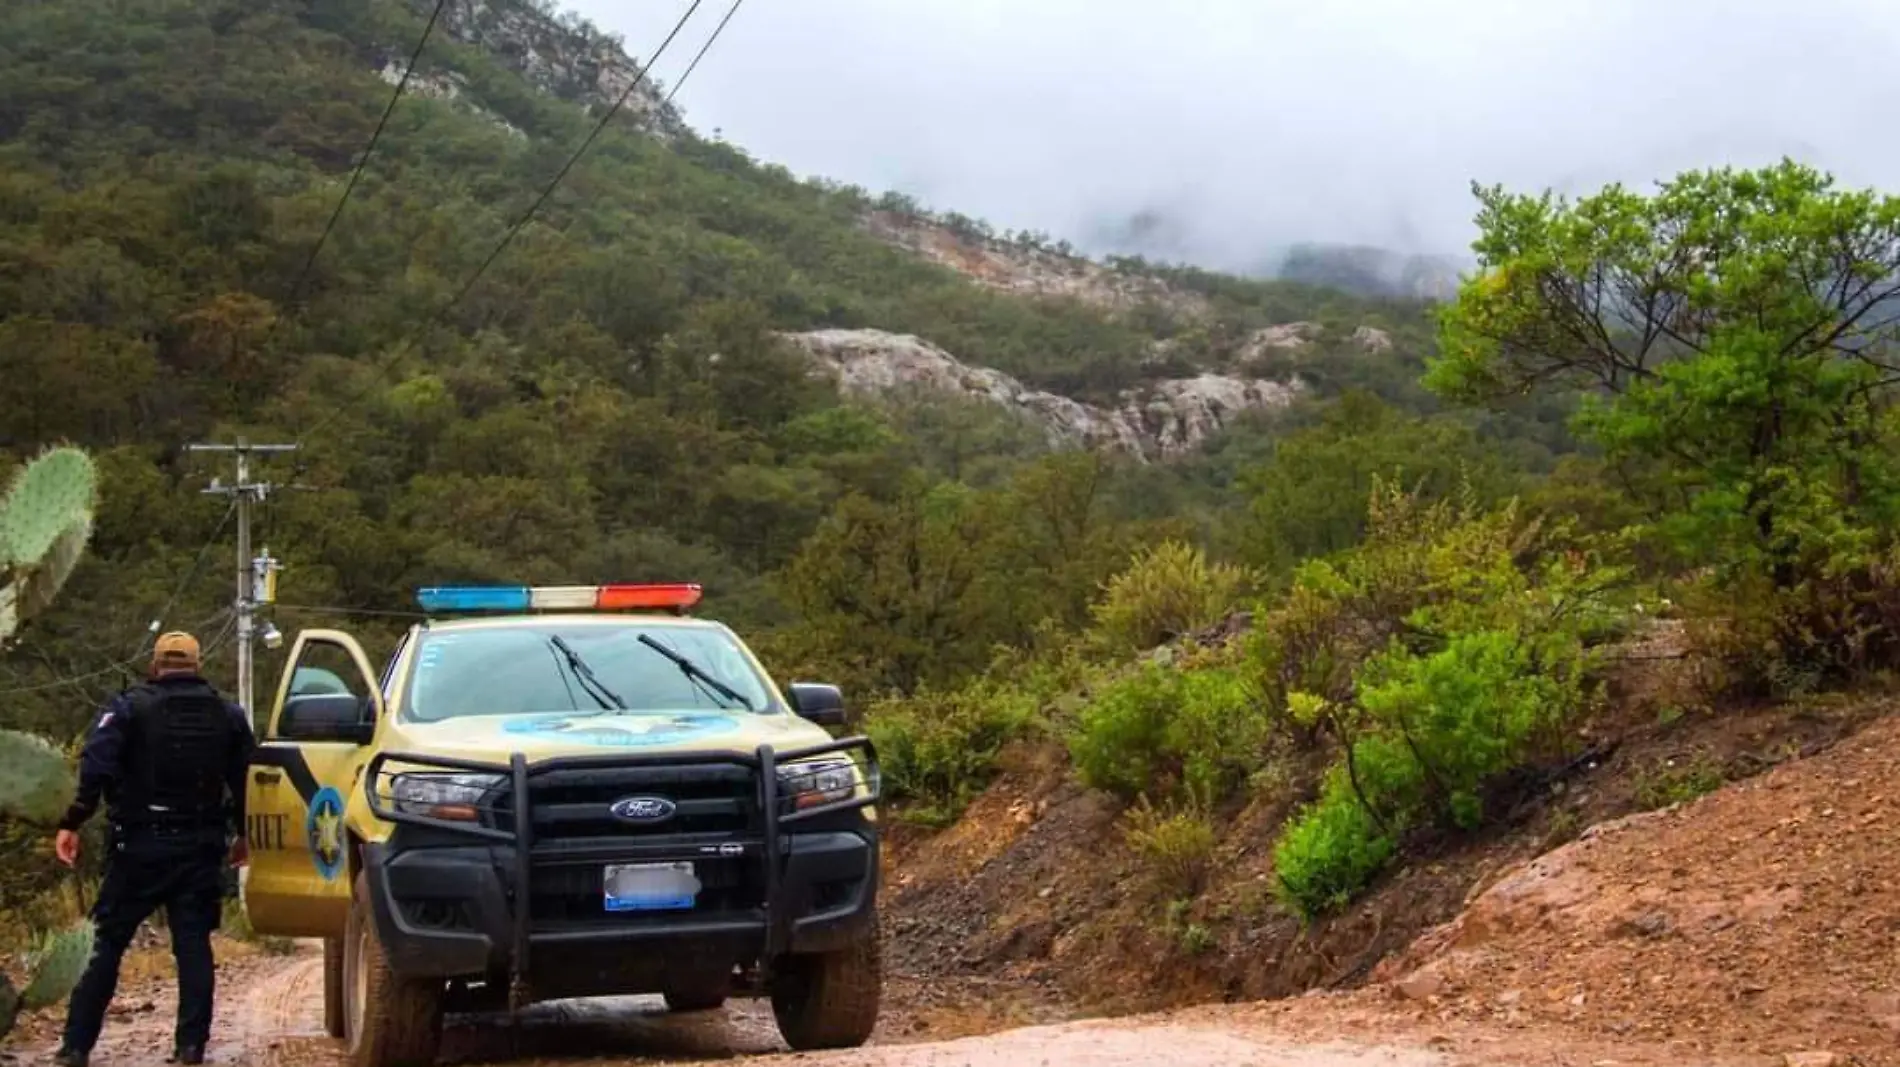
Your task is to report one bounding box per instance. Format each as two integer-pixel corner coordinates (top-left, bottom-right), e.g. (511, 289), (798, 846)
(380, 709), (836, 765)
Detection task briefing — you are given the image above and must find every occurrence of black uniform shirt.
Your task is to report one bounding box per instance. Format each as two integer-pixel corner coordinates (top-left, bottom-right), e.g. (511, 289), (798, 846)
(57, 676), (256, 835)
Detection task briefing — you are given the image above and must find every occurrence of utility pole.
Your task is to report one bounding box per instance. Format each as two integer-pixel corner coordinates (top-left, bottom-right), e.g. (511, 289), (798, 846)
(188, 440), (297, 718)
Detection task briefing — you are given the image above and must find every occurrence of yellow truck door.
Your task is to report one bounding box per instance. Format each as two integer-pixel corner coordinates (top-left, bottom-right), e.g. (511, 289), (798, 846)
(242, 629), (384, 938)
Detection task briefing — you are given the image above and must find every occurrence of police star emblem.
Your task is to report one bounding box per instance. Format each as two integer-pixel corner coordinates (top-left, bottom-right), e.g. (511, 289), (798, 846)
(306, 786), (347, 881)
(314, 807), (343, 864)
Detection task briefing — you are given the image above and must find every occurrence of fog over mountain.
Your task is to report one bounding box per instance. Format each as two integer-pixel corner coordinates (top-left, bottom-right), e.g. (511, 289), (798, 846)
(572, 0), (1896, 275)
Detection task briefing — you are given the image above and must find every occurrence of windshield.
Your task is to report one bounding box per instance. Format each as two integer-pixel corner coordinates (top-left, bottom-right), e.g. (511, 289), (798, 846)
(400, 621), (776, 723)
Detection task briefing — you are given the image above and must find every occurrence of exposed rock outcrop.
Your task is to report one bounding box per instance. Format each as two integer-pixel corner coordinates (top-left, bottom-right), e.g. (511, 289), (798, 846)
(1352, 325), (1394, 353)
(1238, 322), (1323, 363)
(783, 329), (1301, 461)
(1122, 375), (1301, 457)
(398, 0), (679, 131)
(377, 61), (526, 138)
(862, 213), (1212, 321)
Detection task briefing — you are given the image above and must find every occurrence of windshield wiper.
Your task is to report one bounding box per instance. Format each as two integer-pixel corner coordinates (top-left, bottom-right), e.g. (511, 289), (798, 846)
(548, 635), (627, 712)
(636, 634), (755, 712)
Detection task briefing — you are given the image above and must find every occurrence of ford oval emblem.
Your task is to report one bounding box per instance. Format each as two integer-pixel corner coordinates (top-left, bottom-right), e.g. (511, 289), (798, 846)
(609, 795), (677, 824)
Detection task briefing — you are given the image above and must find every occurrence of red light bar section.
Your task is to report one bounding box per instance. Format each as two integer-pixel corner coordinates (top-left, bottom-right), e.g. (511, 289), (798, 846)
(596, 583), (703, 611)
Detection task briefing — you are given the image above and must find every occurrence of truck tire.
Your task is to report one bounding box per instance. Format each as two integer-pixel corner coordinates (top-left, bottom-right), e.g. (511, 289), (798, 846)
(769, 930), (881, 1051)
(323, 937), (346, 1039)
(343, 873), (443, 1067)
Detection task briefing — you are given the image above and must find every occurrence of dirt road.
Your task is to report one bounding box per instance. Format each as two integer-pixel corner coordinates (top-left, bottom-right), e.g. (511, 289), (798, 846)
(7, 942), (1761, 1067)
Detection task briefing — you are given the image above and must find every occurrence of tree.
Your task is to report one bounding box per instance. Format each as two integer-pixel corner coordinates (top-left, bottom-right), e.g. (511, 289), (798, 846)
(1431, 161), (1900, 590)
(1238, 390), (1518, 575)
(777, 483), (995, 696)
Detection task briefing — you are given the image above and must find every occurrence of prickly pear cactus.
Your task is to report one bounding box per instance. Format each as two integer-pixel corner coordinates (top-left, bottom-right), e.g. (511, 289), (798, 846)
(18, 925), (92, 1010)
(0, 446), (97, 646)
(0, 729), (74, 827)
(0, 448), (97, 1039)
(0, 732), (83, 1039)
(0, 923), (95, 1038)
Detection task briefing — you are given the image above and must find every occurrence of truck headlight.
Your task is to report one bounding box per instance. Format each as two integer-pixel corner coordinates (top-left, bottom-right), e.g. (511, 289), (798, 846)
(777, 758), (858, 811)
(389, 772), (503, 821)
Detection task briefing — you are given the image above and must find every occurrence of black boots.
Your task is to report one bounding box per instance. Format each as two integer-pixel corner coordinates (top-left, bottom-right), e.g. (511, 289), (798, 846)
(167, 1045), (205, 1065)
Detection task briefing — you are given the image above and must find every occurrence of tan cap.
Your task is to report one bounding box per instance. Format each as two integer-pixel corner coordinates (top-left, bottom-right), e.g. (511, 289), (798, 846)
(152, 631), (201, 674)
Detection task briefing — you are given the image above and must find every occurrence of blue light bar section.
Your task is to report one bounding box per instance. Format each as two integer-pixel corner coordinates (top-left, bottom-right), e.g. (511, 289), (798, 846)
(416, 586), (532, 613)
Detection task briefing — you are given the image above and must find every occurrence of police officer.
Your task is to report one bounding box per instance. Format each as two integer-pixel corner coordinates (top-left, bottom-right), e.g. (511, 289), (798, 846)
(51, 632), (256, 1067)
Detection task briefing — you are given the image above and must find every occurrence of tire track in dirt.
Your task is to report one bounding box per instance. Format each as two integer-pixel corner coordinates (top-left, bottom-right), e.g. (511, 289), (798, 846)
(10, 936), (1756, 1067)
(233, 949), (337, 1067)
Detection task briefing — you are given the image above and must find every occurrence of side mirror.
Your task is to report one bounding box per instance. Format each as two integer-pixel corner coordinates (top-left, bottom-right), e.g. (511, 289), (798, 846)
(786, 683), (847, 727)
(279, 693), (374, 745)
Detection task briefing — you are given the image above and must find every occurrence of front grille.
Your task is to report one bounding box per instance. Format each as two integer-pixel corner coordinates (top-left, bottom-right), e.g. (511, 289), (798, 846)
(491, 762), (769, 929)
(493, 764), (758, 841)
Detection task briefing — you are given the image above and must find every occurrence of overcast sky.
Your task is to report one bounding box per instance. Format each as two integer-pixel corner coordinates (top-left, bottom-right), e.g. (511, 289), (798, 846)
(567, 0), (1895, 274)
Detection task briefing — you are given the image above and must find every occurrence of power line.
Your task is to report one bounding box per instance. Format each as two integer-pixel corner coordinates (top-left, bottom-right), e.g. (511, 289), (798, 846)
(291, 0), (712, 448)
(198, 612), (242, 660)
(274, 603), (430, 620)
(661, 0), (747, 108)
(129, 499), (239, 658)
(0, 498), (244, 704)
(0, 608), (234, 698)
(439, 0), (707, 319)
(277, 0), (452, 320)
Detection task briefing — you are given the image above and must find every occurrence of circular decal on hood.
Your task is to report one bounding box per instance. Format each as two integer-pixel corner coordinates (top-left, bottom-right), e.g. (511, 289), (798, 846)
(500, 713), (742, 747)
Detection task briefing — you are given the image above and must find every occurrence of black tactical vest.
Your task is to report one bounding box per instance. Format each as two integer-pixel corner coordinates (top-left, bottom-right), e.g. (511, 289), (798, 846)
(115, 678), (237, 829)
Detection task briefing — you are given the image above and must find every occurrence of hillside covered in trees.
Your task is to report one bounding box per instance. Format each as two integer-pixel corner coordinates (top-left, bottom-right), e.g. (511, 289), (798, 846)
(0, 0), (1567, 729)
(10, 0), (1900, 1049)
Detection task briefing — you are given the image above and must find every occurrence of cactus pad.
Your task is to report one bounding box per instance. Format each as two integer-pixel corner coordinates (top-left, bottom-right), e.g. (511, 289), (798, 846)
(10, 516), (91, 624)
(18, 922), (94, 1011)
(0, 447), (97, 570)
(0, 729), (76, 826)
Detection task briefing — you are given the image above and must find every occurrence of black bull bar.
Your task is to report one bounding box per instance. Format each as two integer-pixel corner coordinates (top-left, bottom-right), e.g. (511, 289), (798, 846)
(362, 736), (879, 989)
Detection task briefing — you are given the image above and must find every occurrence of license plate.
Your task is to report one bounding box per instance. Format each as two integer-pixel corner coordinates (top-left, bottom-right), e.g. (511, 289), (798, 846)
(603, 862), (700, 912)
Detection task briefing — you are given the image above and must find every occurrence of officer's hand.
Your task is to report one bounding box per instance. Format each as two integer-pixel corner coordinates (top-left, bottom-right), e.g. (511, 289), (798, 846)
(228, 835), (250, 869)
(54, 830), (80, 868)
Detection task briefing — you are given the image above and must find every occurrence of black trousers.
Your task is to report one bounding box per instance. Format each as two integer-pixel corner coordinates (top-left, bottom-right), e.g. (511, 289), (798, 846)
(61, 827), (226, 1054)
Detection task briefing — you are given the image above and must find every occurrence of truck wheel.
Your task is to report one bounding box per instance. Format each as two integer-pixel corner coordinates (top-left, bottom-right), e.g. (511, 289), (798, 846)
(323, 937), (346, 1039)
(769, 931), (881, 1051)
(343, 873), (443, 1067)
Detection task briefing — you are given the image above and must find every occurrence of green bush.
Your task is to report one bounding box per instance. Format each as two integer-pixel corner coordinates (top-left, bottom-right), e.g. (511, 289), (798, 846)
(1260, 481), (1621, 919)
(1355, 629), (1591, 828)
(1122, 796), (1217, 896)
(864, 681), (1040, 826)
(1089, 540), (1250, 654)
(1069, 665), (1264, 803)
(1271, 770), (1399, 919)
(1633, 755), (1728, 811)
(1683, 555), (1900, 700)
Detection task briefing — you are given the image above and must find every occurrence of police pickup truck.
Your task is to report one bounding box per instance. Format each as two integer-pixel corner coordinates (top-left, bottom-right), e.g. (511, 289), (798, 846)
(242, 583), (881, 1067)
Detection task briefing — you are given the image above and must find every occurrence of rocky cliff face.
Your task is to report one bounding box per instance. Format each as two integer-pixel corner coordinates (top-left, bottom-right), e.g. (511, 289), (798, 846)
(863, 212), (1212, 320)
(784, 329), (1303, 462)
(396, 0), (678, 131)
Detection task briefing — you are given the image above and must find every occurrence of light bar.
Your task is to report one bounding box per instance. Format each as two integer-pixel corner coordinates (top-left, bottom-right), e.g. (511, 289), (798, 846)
(529, 586), (598, 611)
(415, 584), (703, 615)
(598, 583), (703, 610)
(416, 586), (530, 613)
